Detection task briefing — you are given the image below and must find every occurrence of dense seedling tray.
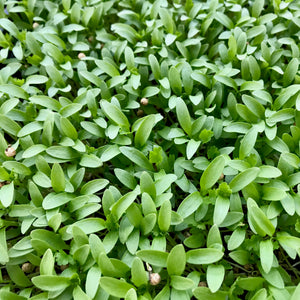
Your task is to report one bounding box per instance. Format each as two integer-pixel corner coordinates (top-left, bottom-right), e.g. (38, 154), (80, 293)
(0, 0), (300, 299)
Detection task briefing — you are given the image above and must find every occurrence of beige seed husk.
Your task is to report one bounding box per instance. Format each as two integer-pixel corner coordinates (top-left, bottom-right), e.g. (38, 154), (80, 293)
(149, 273), (161, 285)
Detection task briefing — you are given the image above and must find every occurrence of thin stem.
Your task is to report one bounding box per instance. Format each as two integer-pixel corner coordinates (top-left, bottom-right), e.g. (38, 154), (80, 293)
(279, 248), (300, 280)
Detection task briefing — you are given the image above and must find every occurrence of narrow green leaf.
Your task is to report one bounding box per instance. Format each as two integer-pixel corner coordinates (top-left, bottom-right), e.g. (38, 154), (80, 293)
(260, 239), (273, 273)
(120, 146), (154, 170)
(186, 248), (224, 265)
(111, 191), (138, 221)
(283, 58), (298, 87)
(3, 162), (31, 176)
(207, 264), (225, 293)
(229, 167), (260, 193)
(158, 200), (171, 232)
(32, 275), (71, 291)
(51, 163), (66, 193)
(60, 117), (78, 140)
(0, 114), (21, 136)
(96, 60), (120, 77)
(247, 198), (275, 237)
(136, 249), (168, 267)
(200, 156), (225, 191)
(131, 257), (149, 287)
(148, 54), (161, 80)
(169, 67), (182, 95)
(177, 192), (203, 219)
(0, 181), (14, 208)
(239, 127), (258, 159)
(134, 115), (156, 148)
(100, 277), (135, 298)
(167, 244), (186, 276)
(176, 97), (192, 136)
(80, 179), (109, 195)
(100, 100), (129, 130)
(40, 249), (54, 276)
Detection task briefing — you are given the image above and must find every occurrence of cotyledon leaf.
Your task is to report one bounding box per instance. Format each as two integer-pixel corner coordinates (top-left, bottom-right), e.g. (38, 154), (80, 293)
(200, 156), (225, 191)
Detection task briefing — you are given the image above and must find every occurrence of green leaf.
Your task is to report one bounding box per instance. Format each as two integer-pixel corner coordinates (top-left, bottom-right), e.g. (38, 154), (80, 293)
(158, 200), (172, 232)
(51, 163), (65, 193)
(134, 115), (156, 148)
(153, 285), (170, 300)
(277, 234), (300, 251)
(236, 277), (265, 291)
(191, 71), (211, 89)
(40, 248), (54, 276)
(258, 166), (282, 178)
(32, 275), (71, 291)
(227, 228), (246, 251)
(6, 265), (31, 287)
(73, 286), (91, 300)
(111, 23), (137, 44)
(260, 239), (273, 273)
(80, 154), (103, 168)
(252, 0), (264, 17)
(213, 196), (230, 225)
(214, 12), (233, 29)
(100, 100), (129, 130)
(159, 8), (174, 33)
(176, 97), (192, 136)
(111, 191), (138, 221)
(200, 156), (225, 191)
(283, 58), (298, 87)
(167, 244), (186, 276)
(0, 291), (26, 300)
(125, 289), (137, 300)
(260, 267), (284, 289)
(193, 287), (227, 300)
(229, 167), (260, 193)
(247, 198), (275, 237)
(0, 18), (19, 38)
(140, 171), (156, 199)
(86, 266), (101, 299)
(0, 181), (14, 208)
(100, 277), (135, 298)
(67, 218), (106, 235)
(43, 193), (75, 209)
(214, 75), (237, 91)
(207, 264), (225, 293)
(131, 257), (149, 287)
(3, 162), (31, 176)
(142, 86), (160, 98)
(60, 117), (78, 140)
(239, 127), (258, 159)
(30, 95), (61, 111)
(96, 59), (120, 77)
(137, 249), (168, 267)
(125, 46), (135, 72)
(0, 114), (21, 136)
(186, 248), (224, 264)
(177, 192), (203, 219)
(80, 179), (109, 195)
(0, 229), (9, 264)
(170, 275), (194, 290)
(266, 108), (294, 126)
(23, 144), (47, 158)
(149, 54), (161, 80)
(115, 168), (137, 190)
(169, 67), (182, 95)
(46, 64), (66, 88)
(291, 283), (300, 300)
(120, 146), (154, 170)
(240, 81), (264, 91)
(242, 95), (265, 118)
